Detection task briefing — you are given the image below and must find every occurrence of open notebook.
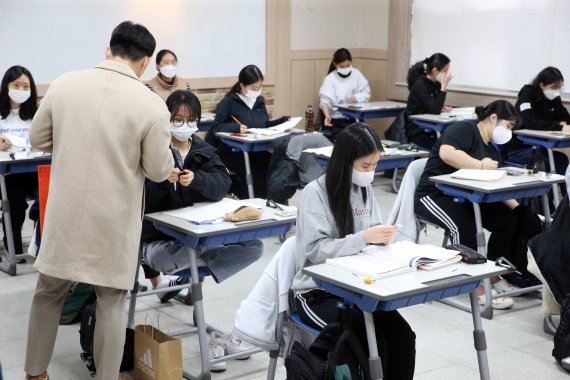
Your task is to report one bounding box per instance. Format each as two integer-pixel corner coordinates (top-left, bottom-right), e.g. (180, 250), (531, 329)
(247, 117), (302, 136)
(325, 241), (462, 279)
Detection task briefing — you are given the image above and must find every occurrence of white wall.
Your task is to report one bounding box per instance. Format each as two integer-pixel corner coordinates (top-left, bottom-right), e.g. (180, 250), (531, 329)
(0, 0), (265, 84)
(290, 0), (389, 50)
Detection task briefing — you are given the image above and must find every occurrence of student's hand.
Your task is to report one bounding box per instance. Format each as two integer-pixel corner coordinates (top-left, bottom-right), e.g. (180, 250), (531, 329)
(167, 168), (180, 183)
(562, 125), (570, 133)
(240, 125), (248, 134)
(481, 157), (498, 170)
(442, 105), (453, 113)
(440, 69), (453, 90)
(178, 170), (194, 187)
(0, 137), (12, 151)
(324, 116), (333, 127)
(363, 224), (398, 245)
(348, 96), (357, 104)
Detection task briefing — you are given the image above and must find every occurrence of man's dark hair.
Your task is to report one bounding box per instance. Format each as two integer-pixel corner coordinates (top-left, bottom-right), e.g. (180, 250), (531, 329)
(109, 21), (156, 61)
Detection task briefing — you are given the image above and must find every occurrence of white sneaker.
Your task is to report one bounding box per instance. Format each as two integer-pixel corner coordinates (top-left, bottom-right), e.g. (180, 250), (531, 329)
(154, 276), (189, 303)
(478, 289), (514, 310)
(214, 332), (252, 360)
(208, 334), (227, 372)
(493, 278), (520, 295)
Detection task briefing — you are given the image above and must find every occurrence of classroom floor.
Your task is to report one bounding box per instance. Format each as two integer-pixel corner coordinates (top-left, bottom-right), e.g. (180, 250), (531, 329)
(0, 174), (568, 379)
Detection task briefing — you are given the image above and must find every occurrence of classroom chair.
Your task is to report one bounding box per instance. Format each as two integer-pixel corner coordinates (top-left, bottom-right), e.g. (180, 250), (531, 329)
(387, 158), (450, 246)
(233, 236), (321, 380)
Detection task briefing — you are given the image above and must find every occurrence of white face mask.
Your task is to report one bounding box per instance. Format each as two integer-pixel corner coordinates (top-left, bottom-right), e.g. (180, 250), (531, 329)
(492, 122), (512, 145)
(351, 167), (375, 187)
(543, 89), (561, 101)
(170, 122), (198, 141)
(159, 65), (177, 79)
(8, 88), (31, 104)
(337, 66), (352, 76)
(435, 72), (443, 83)
(246, 88), (261, 100)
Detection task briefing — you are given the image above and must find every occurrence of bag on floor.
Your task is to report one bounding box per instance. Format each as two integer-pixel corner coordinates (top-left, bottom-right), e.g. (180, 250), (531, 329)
(134, 324), (182, 380)
(79, 302), (135, 376)
(59, 282), (96, 325)
(285, 322), (370, 380)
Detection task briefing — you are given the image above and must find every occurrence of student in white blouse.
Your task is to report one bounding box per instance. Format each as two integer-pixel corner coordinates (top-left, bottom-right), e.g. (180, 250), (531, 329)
(319, 48), (371, 140)
(0, 65), (39, 259)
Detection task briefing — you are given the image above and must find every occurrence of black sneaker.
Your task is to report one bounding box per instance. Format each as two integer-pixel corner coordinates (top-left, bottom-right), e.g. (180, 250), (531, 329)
(155, 276), (189, 303)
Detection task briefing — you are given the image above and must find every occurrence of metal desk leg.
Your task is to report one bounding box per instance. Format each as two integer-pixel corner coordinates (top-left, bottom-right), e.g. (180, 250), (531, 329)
(243, 151), (255, 199)
(127, 244), (144, 330)
(546, 148), (560, 208)
(0, 173), (16, 276)
(472, 203), (493, 319)
(469, 291), (491, 380)
(183, 246), (211, 380)
(363, 312), (383, 380)
(391, 168), (399, 193)
(542, 194), (553, 228)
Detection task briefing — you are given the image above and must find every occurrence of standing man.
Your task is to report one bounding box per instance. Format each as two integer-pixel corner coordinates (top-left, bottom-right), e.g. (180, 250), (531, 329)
(24, 21), (174, 380)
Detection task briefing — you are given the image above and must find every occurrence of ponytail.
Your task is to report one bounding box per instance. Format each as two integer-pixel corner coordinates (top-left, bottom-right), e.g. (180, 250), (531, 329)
(407, 53), (451, 89)
(327, 48), (353, 74)
(227, 64), (264, 95)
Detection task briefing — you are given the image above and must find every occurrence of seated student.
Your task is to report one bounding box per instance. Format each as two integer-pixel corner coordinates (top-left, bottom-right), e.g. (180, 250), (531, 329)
(415, 100), (543, 309)
(291, 123), (416, 379)
(406, 53), (453, 151)
(503, 66), (570, 175)
(319, 48), (371, 140)
(0, 65), (39, 261)
(141, 90), (262, 372)
(144, 49), (191, 101)
(205, 64), (289, 199)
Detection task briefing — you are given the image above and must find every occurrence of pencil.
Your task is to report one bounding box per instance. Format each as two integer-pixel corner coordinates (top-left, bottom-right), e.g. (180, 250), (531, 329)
(231, 115), (242, 125)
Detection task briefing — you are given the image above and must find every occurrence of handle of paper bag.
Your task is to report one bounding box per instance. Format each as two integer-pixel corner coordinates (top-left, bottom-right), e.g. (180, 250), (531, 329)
(143, 315), (155, 339)
(156, 313), (172, 336)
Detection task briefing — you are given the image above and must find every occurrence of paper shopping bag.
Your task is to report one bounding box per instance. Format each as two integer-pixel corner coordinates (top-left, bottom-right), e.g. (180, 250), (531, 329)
(134, 324), (182, 380)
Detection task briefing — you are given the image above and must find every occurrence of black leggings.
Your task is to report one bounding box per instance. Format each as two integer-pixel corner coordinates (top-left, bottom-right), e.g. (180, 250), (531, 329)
(3, 172), (38, 254)
(218, 150), (270, 199)
(295, 289), (416, 380)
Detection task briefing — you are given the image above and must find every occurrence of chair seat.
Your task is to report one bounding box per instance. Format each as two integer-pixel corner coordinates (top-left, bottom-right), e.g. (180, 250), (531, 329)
(290, 312), (321, 335)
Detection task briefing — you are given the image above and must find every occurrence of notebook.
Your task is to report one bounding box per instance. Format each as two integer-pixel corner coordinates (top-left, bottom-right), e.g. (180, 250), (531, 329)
(163, 198), (258, 225)
(451, 169), (506, 182)
(325, 241), (462, 279)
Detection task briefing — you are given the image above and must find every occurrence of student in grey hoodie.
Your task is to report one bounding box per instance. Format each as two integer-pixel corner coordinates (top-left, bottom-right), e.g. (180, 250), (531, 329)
(291, 123), (416, 379)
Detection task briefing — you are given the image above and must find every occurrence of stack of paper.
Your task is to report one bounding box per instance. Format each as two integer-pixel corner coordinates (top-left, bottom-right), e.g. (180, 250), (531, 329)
(451, 169), (506, 182)
(443, 107), (476, 119)
(247, 117), (303, 136)
(303, 145), (334, 157)
(163, 198), (258, 224)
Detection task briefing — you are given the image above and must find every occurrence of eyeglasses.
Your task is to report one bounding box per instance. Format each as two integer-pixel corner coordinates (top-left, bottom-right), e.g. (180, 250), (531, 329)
(495, 256), (521, 274)
(171, 119), (197, 128)
(266, 199), (284, 211)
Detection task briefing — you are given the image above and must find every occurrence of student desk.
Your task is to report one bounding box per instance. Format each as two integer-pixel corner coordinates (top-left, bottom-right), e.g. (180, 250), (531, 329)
(135, 198), (295, 380)
(197, 113), (215, 132)
(335, 101), (406, 121)
(513, 129), (570, 207)
(429, 172), (564, 319)
(409, 113), (477, 139)
(0, 151), (51, 276)
(216, 131), (299, 198)
(311, 146), (428, 193)
(304, 261), (508, 380)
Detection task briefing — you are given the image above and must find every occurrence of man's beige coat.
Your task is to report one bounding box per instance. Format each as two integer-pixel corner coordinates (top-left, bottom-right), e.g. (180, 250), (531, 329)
(30, 60), (174, 290)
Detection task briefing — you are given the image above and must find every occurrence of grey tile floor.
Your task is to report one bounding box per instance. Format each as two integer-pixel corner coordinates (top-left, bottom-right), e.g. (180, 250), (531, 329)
(1, 175), (568, 379)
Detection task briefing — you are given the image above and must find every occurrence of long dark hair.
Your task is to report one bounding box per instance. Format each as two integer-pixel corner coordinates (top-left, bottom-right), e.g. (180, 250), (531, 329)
(407, 53), (450, 89)
(325, 123), (383, 237)
(165, 90), (201, 122)
(475, 100), (518, 127)
(228, 65), (264, 94)
(327, 48), (352, 74)
(530, 66), (564, 88)
(0, 65), (38, 121)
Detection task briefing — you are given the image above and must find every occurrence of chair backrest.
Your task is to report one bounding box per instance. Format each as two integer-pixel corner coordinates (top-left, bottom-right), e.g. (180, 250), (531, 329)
(387, 158), (428, 242)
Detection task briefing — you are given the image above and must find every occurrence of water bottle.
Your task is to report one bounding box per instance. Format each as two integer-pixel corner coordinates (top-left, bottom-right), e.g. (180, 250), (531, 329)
(305, 105), (315, 132)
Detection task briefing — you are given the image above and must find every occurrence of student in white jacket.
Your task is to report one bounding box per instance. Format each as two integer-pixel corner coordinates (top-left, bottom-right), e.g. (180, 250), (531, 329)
(291, 123), (416, 379)
(319, 48), (370, 140)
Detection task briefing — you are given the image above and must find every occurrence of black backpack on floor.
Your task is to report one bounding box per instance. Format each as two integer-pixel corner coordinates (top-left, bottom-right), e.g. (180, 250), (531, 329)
(285, 322), (370, 380)
(79, 302), (135, 376)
